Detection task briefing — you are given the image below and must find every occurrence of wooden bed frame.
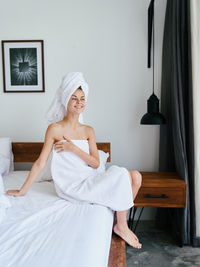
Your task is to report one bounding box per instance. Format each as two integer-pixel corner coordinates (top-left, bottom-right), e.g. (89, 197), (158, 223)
(12, 142), (126, 267)
(12, 142), (111, 162)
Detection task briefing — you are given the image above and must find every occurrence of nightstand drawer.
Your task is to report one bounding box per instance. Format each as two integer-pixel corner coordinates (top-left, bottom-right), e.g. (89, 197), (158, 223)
(134, 187), (186, 207)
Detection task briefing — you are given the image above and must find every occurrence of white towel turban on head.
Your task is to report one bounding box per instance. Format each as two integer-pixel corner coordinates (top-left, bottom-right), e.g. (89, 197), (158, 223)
(45, 72), (89, 126)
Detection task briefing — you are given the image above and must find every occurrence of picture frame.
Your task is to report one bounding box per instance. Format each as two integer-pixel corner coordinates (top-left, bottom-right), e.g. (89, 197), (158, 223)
(1, 40), (45, 93)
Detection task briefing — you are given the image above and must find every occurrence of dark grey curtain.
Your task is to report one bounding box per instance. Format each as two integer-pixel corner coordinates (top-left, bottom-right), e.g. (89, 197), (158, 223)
(156, 0), (200, 246)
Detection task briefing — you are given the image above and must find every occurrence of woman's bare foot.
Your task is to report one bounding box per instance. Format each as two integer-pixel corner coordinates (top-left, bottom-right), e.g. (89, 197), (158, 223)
(113, 224), (142, 249)
(113, 223), (139, 242)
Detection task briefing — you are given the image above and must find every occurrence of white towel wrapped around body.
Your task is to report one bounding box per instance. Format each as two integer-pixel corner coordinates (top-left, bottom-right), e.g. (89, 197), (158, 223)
(51, 139), (134, 211)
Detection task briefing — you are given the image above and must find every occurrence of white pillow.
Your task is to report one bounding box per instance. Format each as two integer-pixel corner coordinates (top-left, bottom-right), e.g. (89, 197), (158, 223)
(96, 150), (109, 174)
(0, 138), (14, 173)
(0, 154), (10, 177)
(36, 152), (53, 182)
(36, 149), (109, 182)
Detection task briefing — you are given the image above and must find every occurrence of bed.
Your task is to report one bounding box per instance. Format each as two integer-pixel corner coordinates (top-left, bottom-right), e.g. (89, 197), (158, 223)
(0, 142), (126, 267)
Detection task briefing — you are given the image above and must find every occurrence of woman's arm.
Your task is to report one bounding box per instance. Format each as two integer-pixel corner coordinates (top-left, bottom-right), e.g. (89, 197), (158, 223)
(6, 124), (57, 196)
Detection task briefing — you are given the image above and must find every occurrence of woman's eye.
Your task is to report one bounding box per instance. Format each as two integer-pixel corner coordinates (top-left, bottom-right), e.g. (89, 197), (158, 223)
(72, 98), (85, 101)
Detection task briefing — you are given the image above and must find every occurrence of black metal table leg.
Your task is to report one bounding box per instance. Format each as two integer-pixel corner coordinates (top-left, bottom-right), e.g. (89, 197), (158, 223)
(128, 206), (144, 232)
(128, 207), (133, 228)
(133, 207), (144, 232)
(128, 206), (137, 230)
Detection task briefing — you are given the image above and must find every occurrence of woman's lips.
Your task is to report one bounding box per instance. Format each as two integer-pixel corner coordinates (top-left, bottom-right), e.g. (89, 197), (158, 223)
(75, 106), (83, 109)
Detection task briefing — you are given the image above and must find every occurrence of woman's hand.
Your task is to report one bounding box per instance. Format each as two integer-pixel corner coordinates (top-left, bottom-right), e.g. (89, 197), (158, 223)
(6, 190), (26, 197)
(54, 136), (75, 153)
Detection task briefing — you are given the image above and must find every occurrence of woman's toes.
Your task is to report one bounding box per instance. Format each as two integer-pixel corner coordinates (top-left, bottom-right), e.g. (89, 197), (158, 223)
(132, 233), (139, 241)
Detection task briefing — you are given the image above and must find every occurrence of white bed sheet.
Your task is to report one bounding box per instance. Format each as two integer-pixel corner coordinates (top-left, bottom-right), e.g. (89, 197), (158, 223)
(0, 171), (114, 267)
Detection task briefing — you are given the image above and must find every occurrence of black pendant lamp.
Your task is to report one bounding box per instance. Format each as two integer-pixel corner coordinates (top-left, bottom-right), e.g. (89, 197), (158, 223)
(140, 0), (166, 125)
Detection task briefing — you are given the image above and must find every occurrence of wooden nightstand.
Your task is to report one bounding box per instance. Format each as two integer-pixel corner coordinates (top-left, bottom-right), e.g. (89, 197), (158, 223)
(128, 172), (187, 240)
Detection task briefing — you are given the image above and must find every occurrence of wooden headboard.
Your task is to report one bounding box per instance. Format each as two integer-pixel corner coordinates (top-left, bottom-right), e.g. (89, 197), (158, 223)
(12, 142), (111, 162)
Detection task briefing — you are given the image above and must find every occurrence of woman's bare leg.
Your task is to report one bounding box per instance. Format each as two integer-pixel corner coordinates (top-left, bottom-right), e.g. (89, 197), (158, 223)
(113, 170), (142, 249)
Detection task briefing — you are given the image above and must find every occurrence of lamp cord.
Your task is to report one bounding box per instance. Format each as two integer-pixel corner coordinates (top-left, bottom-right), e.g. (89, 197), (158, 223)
(152, 5), (154, 95)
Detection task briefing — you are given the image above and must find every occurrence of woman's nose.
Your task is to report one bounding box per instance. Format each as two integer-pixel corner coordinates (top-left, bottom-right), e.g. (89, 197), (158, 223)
(76, 99), (84, 103)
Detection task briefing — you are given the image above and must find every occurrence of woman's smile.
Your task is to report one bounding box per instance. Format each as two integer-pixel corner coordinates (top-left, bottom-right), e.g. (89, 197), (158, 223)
(75, 105), (83, 109)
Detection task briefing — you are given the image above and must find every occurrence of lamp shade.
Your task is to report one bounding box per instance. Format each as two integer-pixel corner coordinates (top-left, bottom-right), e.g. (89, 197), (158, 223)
(140, 93), (166, 125)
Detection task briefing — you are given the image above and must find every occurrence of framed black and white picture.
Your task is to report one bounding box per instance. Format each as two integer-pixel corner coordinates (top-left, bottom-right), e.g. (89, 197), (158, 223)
(1, 40), (45, 93)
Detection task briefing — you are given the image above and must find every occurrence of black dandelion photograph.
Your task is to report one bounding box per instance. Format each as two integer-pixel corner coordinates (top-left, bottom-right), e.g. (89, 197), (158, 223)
(10, 47), (38, 86)
(2, 40), (45, 93)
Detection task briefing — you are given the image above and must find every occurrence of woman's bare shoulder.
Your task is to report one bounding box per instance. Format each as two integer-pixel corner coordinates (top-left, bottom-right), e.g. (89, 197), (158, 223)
(83, 124), (96, 138)
(47, 122), (62, 131)
(83, 124), (94, 132)
(46, 122), (63, 140)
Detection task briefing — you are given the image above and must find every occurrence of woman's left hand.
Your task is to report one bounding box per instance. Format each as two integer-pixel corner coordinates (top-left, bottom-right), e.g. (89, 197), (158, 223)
(6, 189), (26, 196)
(54, 136), (75, 153)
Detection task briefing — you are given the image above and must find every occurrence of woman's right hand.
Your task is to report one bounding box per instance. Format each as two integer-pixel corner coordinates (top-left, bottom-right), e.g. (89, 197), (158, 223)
(6, 190), (26, 197)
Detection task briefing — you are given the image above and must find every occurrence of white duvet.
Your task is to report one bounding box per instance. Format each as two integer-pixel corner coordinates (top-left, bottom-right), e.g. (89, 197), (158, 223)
(0, 171), (114, 267)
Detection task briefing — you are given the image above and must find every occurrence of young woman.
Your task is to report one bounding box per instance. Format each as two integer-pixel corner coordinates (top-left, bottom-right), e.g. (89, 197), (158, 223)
(6, 72), (142, 249)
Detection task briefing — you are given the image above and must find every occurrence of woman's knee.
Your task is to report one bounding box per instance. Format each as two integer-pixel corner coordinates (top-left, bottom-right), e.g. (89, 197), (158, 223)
(130, 170), (142, 187)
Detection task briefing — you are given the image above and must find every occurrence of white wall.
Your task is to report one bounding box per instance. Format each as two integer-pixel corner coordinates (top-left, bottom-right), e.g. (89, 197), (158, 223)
(0, 0), (166, 220)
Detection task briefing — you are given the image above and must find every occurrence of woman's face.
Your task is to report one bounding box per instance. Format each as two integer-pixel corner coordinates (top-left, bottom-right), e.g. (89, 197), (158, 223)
(67, 88), (86, 115)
